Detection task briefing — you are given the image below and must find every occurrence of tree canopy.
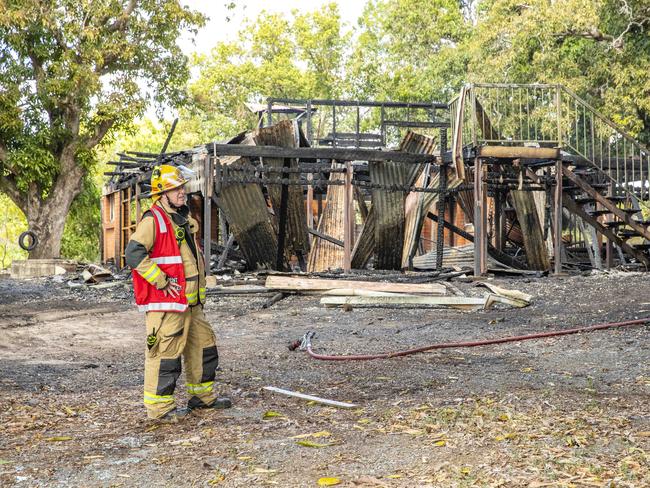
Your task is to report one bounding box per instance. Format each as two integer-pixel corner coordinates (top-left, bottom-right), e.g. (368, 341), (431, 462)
(0, 0), (205, 258)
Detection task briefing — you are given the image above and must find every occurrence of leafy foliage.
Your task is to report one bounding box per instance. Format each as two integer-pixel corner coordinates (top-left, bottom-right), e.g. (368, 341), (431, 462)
(0, 0), (205, 259)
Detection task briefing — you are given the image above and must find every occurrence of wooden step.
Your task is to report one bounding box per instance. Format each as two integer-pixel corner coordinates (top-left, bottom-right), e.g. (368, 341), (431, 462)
(589, 210), (612, 217)
(605, 221), (627, 228)
(574, 197), (596, 205)
(602, 220), (649, 228)
(606, 195), (629, 203)
(617, 229), (640, 238)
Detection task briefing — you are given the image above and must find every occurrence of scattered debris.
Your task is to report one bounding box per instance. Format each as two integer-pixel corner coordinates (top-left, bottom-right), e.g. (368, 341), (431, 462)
(81, 264), (113, 284)
(263, 386), (358, 409)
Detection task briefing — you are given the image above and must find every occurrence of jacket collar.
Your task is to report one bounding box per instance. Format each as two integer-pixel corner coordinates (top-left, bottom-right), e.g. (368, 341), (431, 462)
(157, 200), (190, 225)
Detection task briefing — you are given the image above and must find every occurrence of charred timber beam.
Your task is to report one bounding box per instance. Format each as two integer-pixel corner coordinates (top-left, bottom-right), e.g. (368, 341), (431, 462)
(307, 228), (344, 248)
(207, 143), (437, 164)
(478, 146), (560, 160)
(267, 97), (448, 110)
(383, 120), (450, 129)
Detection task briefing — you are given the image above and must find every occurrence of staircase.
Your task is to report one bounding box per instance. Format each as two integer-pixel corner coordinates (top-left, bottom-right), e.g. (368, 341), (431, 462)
(449, 83), (650, 269)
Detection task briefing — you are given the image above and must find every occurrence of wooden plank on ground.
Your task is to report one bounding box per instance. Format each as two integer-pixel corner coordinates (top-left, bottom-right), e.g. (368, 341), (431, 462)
(321, 295), (484, 310)
(265, 275), (446, 295)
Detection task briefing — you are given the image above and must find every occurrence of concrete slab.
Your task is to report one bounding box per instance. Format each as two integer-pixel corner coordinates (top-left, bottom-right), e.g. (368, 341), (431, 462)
(10, 259), (77, 279)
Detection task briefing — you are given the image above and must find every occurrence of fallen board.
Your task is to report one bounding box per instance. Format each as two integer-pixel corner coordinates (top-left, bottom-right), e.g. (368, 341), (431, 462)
(321, 295), (485, 310)
(265, 275), (446, 295)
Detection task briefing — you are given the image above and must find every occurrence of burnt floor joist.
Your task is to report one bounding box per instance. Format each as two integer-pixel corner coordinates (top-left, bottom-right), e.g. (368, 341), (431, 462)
(206, 143), (437, 164)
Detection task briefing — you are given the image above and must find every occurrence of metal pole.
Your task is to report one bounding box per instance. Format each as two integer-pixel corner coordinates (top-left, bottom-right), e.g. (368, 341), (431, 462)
(306, 100), (313, 145)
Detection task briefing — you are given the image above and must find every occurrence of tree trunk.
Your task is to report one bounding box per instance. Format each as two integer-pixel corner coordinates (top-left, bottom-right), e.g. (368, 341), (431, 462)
(26, 153), (85, 259)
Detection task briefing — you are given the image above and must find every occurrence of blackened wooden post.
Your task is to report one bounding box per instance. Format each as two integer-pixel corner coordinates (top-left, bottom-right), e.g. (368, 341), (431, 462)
(493, 163), (504, 252)
(203, 154), (212, 276)
(605, 181), (613, 268)
(435, 128), (448, 269)
(306, 100), (313, 144)
(266, 99), (273, 127)
(554, 159), (563, 274)
(306, 173), (314, 244)
(343, 160), (353, 272)
(474, 158), (487, 276)
(276, 158), (291, 270)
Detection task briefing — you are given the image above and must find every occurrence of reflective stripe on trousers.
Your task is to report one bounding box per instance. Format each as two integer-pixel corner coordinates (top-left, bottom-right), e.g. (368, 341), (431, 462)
(187, 381), (214, 395)
(144, 392), (174, 405)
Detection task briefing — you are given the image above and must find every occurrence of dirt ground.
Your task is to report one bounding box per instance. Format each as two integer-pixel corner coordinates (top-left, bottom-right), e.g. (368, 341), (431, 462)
(0, 271), (649, 488)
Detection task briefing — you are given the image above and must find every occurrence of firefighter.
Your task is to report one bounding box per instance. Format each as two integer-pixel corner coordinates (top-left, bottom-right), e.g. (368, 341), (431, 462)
(125, 164), (231, 421)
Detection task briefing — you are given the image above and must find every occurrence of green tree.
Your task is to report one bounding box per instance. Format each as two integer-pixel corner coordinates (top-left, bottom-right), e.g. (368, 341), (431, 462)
(346, 0), (471, 103)
(467, 0), (650, 142)
(0, 0), (205, 259)
(188, 4), (349, 135)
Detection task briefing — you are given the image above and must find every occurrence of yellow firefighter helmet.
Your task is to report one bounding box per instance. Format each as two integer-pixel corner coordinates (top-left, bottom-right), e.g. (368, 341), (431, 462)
(150, 165), (188, 198)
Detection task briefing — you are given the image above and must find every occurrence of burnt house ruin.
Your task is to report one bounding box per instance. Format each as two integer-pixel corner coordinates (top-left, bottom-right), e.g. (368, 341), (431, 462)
(101, 84), (650, 276)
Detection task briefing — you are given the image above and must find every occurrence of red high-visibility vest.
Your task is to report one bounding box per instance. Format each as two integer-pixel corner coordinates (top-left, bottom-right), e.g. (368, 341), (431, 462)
(132, 204), (188, 313)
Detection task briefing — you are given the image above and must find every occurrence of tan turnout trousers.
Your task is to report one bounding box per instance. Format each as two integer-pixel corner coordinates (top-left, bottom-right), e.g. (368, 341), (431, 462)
(143, 306), (219, 418)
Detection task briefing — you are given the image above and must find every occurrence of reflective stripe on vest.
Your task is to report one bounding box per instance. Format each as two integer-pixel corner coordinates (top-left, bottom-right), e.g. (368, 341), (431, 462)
(137, 302), (188, 313)
(149, 206), (168, 233)
(151, 256), (183, 265)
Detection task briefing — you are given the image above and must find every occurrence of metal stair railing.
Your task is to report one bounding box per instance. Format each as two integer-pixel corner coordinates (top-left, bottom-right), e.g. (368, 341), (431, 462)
(449, 83), (650, 202)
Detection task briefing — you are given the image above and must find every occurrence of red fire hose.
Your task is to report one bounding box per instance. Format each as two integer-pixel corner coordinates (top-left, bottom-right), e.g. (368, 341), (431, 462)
(294, 317), (649, 361)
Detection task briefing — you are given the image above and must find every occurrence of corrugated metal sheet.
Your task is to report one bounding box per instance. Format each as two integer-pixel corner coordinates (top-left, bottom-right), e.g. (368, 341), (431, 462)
(351, 205), (375, 268)
(371, 159), (407, 269)
(412, 243), (510, 270)
(351, 131), (434, 270)
(400, 132), (438, 268)
(307, 162), (346, 272)
(253, 120), (310, 260)
(399, 131), (435, 186)
(217, 133), (279, 270)
(185, 148), (208, 194)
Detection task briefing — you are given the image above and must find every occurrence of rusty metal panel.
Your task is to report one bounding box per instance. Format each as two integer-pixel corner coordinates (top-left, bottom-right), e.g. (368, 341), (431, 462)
(402, 167), (463, 268)
(253, 120), (310, 260)
(367, 131), (431, 270)
(351, 131), (434, 270)
(351, 205), (375, 269)
(185, 149), (207, 194)
(398, 131), (435, 186)
(370, 160), (407, 270)
(307, 163), (346, 272)
(217, 134), (278, 270)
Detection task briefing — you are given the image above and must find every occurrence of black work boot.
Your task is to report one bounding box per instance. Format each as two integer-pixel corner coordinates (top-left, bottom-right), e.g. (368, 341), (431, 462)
(188, 396), (232, 411)
(157, 407), (191, 423)
(208, 397), (232, 410)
